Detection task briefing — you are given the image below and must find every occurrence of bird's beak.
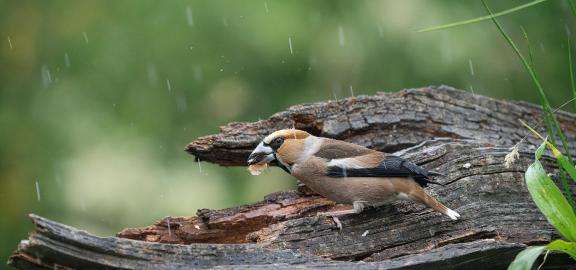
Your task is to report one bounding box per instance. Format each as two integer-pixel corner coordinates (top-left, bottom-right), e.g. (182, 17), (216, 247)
(247, 142), (275, 165)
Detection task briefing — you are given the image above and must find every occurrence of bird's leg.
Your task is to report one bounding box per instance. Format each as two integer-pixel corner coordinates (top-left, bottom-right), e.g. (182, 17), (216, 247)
(319, 201), (366, 230)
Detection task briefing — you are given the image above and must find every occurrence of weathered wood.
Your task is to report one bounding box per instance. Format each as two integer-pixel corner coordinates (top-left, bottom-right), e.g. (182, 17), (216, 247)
(186, 85), (576, 166)
(8, 215), (574, 269)
(8, 86), (576, 269)
(124, 139), (576, 261)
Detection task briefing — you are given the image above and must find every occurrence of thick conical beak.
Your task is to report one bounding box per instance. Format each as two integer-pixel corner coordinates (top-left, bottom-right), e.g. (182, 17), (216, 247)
(247, 142), (275, 165)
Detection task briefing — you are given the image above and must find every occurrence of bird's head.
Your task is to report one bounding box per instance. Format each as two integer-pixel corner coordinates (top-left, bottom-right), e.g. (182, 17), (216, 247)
(247, 129), (313, 171)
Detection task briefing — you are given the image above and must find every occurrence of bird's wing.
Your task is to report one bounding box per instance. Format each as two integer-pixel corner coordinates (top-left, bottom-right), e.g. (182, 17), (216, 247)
(325, 155), (443, 187)
(314, 138), (376, 159)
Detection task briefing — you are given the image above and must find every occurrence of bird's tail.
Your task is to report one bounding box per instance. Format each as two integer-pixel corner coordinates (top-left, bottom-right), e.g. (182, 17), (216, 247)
(413, 189), (460, 220)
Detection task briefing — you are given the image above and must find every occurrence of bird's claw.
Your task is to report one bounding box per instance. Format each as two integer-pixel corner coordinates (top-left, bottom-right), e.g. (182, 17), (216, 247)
(331, 215), (343, 231)
(317, 212), (343, 231)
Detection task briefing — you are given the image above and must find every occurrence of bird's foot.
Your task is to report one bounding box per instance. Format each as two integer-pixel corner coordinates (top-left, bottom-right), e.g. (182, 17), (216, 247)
(317, 212), (346, 231)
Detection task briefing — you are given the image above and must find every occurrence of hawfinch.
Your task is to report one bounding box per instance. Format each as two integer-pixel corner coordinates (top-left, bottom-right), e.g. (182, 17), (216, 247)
(247, 129), (460, 229)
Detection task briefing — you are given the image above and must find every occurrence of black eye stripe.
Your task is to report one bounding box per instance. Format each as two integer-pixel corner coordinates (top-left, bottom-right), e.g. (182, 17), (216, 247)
(268, 137), (285, 150)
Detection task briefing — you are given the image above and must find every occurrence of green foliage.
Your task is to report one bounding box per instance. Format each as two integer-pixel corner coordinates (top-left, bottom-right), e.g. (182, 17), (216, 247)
(418, 0), (547, 32)
(507, 140), (576, 269)
(507, 246), (546, 270)
(525, 141), (576, 242)
(422, 1), (576, 268)
(547, 240), (576, 260)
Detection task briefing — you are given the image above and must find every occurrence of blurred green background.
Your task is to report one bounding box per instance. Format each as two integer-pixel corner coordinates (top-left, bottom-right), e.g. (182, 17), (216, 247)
(1, 0), (575, 265)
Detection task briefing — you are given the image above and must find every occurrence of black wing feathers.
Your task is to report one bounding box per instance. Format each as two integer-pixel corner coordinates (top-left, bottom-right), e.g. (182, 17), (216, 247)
(326, 156), (443, 187)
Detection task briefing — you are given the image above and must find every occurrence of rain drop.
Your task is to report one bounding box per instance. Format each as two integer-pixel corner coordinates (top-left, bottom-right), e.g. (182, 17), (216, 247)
(186, 6), (194, 27)
(468, 59), (475, 76)
(166, 79), (172, 91)
(288, 37), (294, 55)
(338, 26), (345, 47)
(197, 159), (203, 174)
(264, 1), (269, 14)
(82, 32), (89, 44)
(64, 53), (71, 68)
(166, 217), (172, 237)
(7, 36), (13, 49)
(35, 180), (41, 201)
(349, 85), (355, 97)
(41, 65), (52, 88)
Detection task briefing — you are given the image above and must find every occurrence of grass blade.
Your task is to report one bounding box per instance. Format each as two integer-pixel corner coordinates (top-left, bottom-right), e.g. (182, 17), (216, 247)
(483, 0), (576, 208)
(418, 0), (547, 32)
(521, 120), (576, 183)
(570, 38), (576, 112)
(507, 246), (546, 270)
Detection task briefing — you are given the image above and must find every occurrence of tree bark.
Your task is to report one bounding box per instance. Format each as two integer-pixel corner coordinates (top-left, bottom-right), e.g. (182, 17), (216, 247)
(185, 85), (576, 166)
(8, 86), (576, 269)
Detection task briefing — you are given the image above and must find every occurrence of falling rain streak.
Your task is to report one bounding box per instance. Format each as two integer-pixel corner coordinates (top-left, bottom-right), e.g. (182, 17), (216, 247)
(166, 217), (172, 237)
(338, 26), (345, 47)
(468, 59), (475, 76)
(197, 159), (203, 174)
(41, 65), (52, 88)
(82, 32), (89, 44)
(264, 1), (269, 13)
(35, 181), (41, 201)
(64, 53), (71, 68)
(166, 79), (172, 91)
(349, 85), (355, 97)
(186, 6), (194, 27)
(7, 36), (13, 49)
(288, 37), (294, 55)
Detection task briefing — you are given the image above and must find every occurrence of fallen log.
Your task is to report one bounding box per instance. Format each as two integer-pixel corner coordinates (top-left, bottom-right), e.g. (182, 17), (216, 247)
(8, 86), (576, 269)
(186, 85), (576, 166)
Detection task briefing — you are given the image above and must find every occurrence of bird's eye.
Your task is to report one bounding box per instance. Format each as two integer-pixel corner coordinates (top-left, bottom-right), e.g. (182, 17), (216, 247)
(269, 137), (284, 150)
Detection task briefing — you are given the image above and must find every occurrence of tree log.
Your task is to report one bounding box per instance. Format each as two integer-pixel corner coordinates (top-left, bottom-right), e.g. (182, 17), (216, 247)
(186, 85), (576, 166)
(8, 86), (576, 269)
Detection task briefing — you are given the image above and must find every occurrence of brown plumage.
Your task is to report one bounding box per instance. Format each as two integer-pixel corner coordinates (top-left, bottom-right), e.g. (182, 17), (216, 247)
(247, 129), (460, 229)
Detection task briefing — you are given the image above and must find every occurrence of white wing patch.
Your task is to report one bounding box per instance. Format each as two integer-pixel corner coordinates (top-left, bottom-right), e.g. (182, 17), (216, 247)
(327, 157), (370, 169)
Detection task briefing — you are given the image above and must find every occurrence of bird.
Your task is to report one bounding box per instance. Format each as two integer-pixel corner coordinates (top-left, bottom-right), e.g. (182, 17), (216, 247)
(247, 129), (460, 229)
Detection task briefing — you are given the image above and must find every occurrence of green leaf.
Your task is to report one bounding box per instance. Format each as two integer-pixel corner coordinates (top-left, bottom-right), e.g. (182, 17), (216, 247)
(507, 246), (546, 270)
(546, 239), (576, 260)
(535, 141), (546, 160)
(521, 120), (576, 184)
(525, 160), (576, 241)
(418, 0), (547, 32)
